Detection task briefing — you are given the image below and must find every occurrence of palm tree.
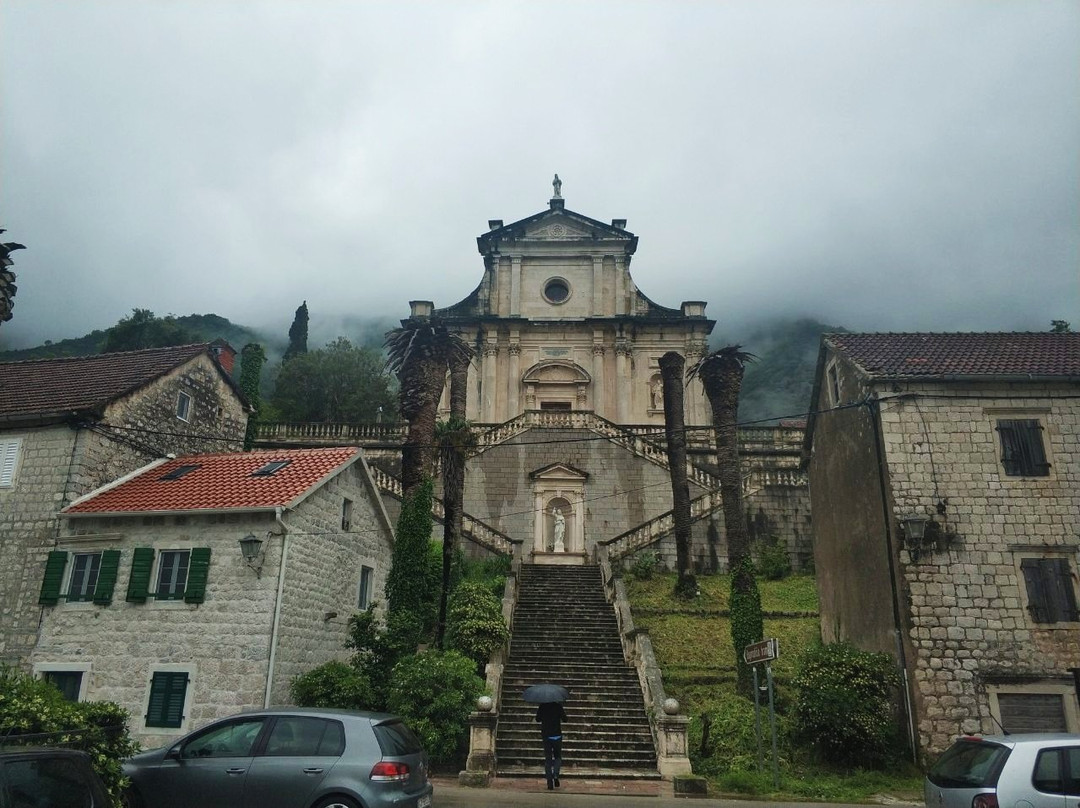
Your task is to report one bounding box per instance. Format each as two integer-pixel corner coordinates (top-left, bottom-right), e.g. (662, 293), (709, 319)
(688, 344), (761, 696)
(659, 351), (696, 599)
(0, 229), (26, 326)
(434, 413), (477, 648)
(384, 320), (473, 502)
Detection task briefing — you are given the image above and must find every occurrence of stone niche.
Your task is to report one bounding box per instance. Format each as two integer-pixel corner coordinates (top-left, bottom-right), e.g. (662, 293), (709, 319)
(529, 463), (588, 565)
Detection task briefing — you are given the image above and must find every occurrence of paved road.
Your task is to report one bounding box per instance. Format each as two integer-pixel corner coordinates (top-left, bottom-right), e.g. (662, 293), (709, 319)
(430, 780), (918, 808)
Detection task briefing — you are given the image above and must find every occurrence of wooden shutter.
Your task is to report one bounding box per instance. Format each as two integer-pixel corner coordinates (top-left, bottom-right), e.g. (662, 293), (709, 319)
(126, 548), (155, 603)
(184, 548), (211, 604)
(146, 671), (189, 728)
(1018, 419), (1050, 475)
(1047, 558), (1079, 622)
(38, 551), (69, 605)
(92, 550), (122, 605)
(0, 439), (19, 487)
(997, 420), (1025, 475)
(1021, 558), (1049, 622)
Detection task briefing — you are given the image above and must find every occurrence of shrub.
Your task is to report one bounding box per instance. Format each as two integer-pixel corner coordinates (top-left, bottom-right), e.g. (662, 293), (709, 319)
(0, 665), (138, 806)
(387, 479), (436, 622)
(290, 661), (375, 710)
(446, 580), (509, 668)
(630, 551), (661, 581)
(386, 651), (484, 766)
(756, 540), (791, 581)
(791, 642), (902, 768)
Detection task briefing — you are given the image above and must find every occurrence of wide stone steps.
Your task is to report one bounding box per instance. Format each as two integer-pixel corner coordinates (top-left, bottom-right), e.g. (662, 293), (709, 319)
(495, 564), (657, 776)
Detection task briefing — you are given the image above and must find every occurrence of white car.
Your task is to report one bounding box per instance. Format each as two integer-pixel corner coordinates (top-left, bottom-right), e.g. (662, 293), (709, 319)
(925, 733), (1080, 808)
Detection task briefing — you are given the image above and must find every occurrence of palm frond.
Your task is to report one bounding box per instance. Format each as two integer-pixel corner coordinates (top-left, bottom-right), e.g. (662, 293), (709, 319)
(686, 344), (757, 383)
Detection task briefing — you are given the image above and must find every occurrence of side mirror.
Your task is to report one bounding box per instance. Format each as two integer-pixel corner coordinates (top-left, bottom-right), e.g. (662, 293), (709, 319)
(165, 746), (182, 761)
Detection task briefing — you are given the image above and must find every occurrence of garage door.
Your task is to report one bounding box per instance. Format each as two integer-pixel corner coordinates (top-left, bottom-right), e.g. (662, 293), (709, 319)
(997, 693), (1068, 733)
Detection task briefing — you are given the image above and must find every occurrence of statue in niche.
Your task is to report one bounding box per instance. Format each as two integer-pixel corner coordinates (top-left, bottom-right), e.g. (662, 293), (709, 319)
(552, 506), (566, 552)
(650, 376), (663, 410)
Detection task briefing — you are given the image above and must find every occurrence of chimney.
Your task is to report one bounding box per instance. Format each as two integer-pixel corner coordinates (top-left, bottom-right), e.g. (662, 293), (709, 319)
(611, 219), (627, 230)
(410, 300), (435, 319)
(209, 340), (236, 374)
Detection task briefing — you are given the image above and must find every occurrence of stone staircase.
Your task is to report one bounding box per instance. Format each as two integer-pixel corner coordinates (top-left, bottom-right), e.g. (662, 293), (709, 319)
(496, 564), (658, 777)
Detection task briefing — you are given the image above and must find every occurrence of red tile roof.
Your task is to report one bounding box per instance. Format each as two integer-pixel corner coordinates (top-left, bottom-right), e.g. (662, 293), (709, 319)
(0, 344), (216, 420)
(826, 332), (1080, 379)
(64, 447), (361, 514)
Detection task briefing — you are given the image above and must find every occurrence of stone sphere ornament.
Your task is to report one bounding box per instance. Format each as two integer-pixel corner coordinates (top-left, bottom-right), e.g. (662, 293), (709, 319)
(476, 695), (494, 712)
(662, 697), (679, 715)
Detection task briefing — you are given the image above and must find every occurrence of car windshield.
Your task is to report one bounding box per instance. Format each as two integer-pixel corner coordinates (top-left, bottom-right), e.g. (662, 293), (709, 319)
(927, 739), (1010, 788)
(373, 720), (423, 756)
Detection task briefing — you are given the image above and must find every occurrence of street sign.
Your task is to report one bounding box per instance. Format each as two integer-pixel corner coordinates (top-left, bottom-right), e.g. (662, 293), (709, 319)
(743, 638), (779, 666)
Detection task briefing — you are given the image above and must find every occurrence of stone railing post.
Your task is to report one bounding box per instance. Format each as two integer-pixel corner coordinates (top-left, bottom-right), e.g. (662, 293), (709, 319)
(460, 707), (498, 786)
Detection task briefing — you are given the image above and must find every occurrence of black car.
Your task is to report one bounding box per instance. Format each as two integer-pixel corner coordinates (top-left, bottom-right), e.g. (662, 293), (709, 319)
(0, 748), (111, 808)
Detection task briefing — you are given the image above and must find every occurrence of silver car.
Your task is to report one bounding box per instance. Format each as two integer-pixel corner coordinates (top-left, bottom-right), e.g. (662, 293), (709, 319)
(122, 708), (432, 808)
(925, 733), (1080, 808)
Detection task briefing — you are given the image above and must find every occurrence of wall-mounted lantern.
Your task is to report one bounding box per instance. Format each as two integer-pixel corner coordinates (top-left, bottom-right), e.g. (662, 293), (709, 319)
(239, 534), (265, 577)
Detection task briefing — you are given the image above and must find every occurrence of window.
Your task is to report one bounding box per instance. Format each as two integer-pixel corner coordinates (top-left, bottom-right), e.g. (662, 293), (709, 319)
(175, 391), (192, 422)
(827, 364), (842, 406)
(156, 550), (191, 600)
(43, 671), (83, 702)
(1021, 557), (1079, 623)
(66, 553), (102, 602)
(1033, 748), (1067, 794)
(0, 437), (22, 487)
(180, 718), (265, 758)
(159, 464), (200, 481)
(358, 565), (374, 610)
(542, 277), (571, 304)
(342, 497), (353, 531)
(263, 716), (345, 757)
(996, 418), (1050, 477)
(252, 460), (290, 477)
(998, 692), (1068, 732)
(145, 671), (190, 728)
(3, 756), (104, 807)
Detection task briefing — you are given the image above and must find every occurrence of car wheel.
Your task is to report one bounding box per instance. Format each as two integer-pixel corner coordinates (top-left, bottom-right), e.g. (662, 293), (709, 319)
(312, 797), (361, 808)
(121, 786), (146, 808)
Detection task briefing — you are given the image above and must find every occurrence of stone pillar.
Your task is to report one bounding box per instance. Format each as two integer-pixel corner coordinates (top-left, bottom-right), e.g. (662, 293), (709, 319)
(685, 338), (708, 427)
(615, 338), (633, 424)
(507, 342), (521, 417)
(614, 256), (627, 315)
(533, 491), (545, 552)
(591, 344), (606, 417)
(656, 714), (693, 778)
(482, 339), (499, 423)
(460, 710), (498, 786)
(510, 256), (522, 317)
(592, 255), (604, 315)
(573, 496), (585, 554)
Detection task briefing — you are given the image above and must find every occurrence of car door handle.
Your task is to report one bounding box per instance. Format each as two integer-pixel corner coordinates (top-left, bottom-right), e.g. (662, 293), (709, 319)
(225, 767), (246, 775)
(303, 767), (324, 774)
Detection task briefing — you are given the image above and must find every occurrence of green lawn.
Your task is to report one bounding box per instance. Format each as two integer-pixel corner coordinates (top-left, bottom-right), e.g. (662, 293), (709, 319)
(624, 571), (924, 804)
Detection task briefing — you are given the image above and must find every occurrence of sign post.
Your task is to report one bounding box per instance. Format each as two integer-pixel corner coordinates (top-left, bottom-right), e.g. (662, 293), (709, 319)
(743, 639), (780, 788)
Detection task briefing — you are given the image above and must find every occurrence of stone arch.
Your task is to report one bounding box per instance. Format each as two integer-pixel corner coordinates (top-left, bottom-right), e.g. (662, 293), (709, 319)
(521, 360), (592, 411)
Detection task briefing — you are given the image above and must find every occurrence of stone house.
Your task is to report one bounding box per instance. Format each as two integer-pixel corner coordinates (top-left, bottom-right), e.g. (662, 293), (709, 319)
(0, 343), (249, 667)
(31, 446), (395, 748)
(804, 332), (1080, 758)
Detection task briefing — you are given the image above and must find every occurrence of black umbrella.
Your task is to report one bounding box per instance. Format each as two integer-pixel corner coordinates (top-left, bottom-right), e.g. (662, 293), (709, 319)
(523, 683), (569, 704)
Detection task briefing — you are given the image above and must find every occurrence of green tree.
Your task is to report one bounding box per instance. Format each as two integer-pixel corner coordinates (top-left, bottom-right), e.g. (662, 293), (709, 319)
(386, 478), (438, 626)
(239, 343), (266, 451)
(1051, 319), (1072, 333)
(660, 351), (696, 599)
(271, 337), (395, 423)
(283, 300), (309, 361)
(689, 345), (761, 696)
(0, 228), (26, 326)
(101, 309), (198, 353)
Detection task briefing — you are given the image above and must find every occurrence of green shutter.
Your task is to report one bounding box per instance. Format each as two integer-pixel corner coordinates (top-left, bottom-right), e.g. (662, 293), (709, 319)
(127, 548), (155, 603)
(39, 551), (69, 605)
(92, 550), (122, 605)
(146, 671), (189, 728)
(184, 548), (211, 604)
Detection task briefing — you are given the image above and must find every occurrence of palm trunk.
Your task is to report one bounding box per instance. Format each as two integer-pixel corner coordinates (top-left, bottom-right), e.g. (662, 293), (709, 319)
(400, 356), (445, 502)
(659, 352), (696, 598)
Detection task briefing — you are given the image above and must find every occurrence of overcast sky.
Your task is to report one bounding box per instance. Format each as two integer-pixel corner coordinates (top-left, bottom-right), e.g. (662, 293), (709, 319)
(2, 0), (1077, 349)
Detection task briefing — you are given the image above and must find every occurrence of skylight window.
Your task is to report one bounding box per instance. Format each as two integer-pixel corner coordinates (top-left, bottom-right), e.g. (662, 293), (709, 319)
(159, 464), (201, 481)
(251, 460), (291, 477)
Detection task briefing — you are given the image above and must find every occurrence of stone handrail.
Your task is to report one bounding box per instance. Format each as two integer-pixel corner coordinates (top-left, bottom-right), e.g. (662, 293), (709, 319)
(255, 421), (406, 445)
(598, 548), (692, 779)
(599, 490), (722, 561)
(368, 466), (518, 556)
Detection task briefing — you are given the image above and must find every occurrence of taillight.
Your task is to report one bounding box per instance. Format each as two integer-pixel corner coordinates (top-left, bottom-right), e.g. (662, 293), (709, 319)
(971, 795), (998, 808)
(370, 760), (410, 782)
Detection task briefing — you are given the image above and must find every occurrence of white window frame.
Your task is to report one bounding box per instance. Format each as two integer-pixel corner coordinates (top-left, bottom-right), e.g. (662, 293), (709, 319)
(33, 662), (92, 702)
(175, 391), (192, 422)
(342, 497), (354, 532)
(139, 663), (196, 736)
(0, 436), (23, 488)
(65, 551), (103, 602)
(358, 564), (375, 610)
(987, 681), (1080, 734)
(154, 549), (191, 600)
(826, 361), (842, 407)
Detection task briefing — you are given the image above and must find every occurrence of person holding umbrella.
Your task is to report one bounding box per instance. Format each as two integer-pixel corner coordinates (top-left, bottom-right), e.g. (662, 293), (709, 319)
(523, 683), (568, 790)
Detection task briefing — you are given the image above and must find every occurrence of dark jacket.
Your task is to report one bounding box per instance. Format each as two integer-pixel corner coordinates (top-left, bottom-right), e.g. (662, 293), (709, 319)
(535, 702), (566, 737)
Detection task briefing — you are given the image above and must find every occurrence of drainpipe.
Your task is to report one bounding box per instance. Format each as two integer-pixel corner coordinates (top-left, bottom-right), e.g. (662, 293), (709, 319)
(866, 397), (919, 763)
(264, 508), (289, 708)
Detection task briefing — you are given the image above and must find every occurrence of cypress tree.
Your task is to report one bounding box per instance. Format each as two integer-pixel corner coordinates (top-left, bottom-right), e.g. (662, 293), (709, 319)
(283, 301), (309, 362)
(239, 343), (266, 450)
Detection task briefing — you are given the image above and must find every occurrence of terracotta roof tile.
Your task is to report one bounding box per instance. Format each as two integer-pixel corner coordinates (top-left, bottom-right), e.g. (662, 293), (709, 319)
(826, 332), (1080, 379)
(64, 447), (361, 514)
(0, 344), (214, 419)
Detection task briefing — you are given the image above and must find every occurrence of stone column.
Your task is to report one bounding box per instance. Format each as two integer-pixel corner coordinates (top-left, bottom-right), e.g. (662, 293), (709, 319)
(685, 338), (708, 427)
(591, 344), (605, 416)
(460, 710), (499, 785)
(510, 256), (522, 317)
(533, 491), (545, 553)
(507, 342), (521, 418)
(592, 255), (604, 315)
(482, 340), (499, 423)
(614, 256), (627, 315)
(615, 338), (633, 424)
(574, 495), (585, 554)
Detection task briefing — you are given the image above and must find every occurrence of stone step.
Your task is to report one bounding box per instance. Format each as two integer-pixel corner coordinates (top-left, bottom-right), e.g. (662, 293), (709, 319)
(495, 766), (663, 781)
(495, 752), (658, 768)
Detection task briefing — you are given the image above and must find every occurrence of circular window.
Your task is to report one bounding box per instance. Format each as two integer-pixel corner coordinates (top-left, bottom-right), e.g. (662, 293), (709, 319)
(543, 278), (571, 304)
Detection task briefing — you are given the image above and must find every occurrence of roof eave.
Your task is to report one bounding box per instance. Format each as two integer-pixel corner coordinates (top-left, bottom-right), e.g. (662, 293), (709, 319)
(864, 373), (1080, 384)
(64, 506), (281, 519)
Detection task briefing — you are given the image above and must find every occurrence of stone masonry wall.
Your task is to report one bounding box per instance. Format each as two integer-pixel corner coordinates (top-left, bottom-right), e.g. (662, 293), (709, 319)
(879, 380), (1080, 754)
(272, 462), (395, 705)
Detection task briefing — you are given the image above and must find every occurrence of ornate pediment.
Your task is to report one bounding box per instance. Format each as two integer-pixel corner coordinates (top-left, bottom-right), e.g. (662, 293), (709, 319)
(523, 217), (593, 241)
(521, 360), (591, 385)
(529, 462), (589, 481)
